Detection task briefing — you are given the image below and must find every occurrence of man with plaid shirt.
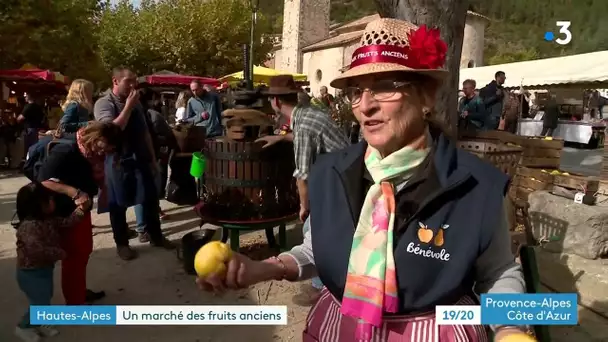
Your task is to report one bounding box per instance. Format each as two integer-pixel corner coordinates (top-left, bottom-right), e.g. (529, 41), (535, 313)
(257, 75), (349, 305)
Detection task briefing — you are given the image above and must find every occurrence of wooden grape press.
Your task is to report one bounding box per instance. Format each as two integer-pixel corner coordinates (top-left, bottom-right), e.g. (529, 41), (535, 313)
(194, 92), (299, 253)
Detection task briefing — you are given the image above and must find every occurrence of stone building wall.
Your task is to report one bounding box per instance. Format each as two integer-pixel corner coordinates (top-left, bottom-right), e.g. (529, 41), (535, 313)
(278, 0), (330, 73)
(303, 47), (344, 95)
(461, 16), (487, 69)
(342, 42), (359, 72)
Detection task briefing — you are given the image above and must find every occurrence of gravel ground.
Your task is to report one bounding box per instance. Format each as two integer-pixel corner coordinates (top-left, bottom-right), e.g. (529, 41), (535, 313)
(0, 172), (606, 341)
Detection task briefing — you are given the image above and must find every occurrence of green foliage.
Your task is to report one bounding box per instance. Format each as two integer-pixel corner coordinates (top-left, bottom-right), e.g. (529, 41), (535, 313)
(261, 0), (608, 65)
(0, 0), (105, 83)
(488, 47), (540, 65)
(97, 0), (274, 78)
(469, 0), (608, 63)
(333, 96), (356, 126)
(2, 0), (606, 87)
(331, 1), (378, 24)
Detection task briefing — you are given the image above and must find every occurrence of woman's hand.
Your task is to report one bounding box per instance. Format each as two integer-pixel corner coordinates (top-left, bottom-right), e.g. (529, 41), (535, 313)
(74, 192), (92, 211)
(195, 253), (281, 293)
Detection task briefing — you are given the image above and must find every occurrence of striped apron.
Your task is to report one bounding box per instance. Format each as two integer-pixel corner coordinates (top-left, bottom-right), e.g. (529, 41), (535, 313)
(303, 289), (489, 342)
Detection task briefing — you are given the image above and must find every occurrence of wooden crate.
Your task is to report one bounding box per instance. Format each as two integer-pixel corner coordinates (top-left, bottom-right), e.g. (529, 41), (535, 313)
(550, 173), (599, 205)
(511, 166), (554, 193)
(516, 137), (563, 169)
(458, 140), (523, 178)
(460, 131), (563, 168)
(508, 167), (553, 204)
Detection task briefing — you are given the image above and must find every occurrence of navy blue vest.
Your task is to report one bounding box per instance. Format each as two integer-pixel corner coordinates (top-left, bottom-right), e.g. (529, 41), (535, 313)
(308, 134), (509, 313)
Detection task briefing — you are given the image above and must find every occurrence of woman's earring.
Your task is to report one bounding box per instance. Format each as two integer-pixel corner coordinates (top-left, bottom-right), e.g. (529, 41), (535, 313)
(422, 108), (431, 119)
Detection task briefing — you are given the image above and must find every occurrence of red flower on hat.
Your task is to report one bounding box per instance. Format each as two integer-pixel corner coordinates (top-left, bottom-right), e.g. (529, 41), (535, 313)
(407, 25), (447, 69)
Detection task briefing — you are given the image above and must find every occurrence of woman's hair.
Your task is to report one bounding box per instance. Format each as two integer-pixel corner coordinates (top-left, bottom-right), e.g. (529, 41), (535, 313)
(175, 91), (191, 109)
(79, 121), (123, 152)
(62, 79), (94, 112)
(16, 182), (54, 225)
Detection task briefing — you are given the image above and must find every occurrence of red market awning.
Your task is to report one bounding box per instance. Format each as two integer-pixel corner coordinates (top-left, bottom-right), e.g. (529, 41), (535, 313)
(140, 74), (220, 87)
(0, 68), (69, 84)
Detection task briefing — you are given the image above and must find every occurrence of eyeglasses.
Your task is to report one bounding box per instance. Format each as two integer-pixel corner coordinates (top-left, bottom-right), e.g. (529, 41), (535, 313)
(342, 80), (411, 105)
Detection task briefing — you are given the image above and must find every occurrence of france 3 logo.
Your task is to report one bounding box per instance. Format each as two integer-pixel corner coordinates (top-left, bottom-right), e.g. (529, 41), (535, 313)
(544, 21), (572, 45)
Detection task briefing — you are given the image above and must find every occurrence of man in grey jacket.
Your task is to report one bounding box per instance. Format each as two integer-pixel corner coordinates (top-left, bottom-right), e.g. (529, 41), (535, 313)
(184, 80), (223, 137)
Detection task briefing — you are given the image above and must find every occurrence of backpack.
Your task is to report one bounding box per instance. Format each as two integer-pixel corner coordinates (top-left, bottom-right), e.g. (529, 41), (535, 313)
(23, 134), (76, 181)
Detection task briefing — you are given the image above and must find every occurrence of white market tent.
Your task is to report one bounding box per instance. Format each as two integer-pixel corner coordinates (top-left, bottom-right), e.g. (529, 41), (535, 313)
(459, 51), (608, 90)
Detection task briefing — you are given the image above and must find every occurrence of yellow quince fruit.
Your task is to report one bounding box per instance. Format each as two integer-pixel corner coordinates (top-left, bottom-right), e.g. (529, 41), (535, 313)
(498, 333), (537, 342)
(194, 241), (233, 278)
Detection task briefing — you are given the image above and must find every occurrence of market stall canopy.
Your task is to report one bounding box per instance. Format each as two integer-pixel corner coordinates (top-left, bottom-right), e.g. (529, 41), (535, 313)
(459, 51), (608, 90)
(219, 66), (307, 85)
(138, 70), (220, 87)
(0, 64), (69, 84)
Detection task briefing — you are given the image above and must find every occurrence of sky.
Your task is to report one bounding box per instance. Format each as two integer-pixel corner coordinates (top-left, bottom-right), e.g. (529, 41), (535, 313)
(110, 0), (141, 7)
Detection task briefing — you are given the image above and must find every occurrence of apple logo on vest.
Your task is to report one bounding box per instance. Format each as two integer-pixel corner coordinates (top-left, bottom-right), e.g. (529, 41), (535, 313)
(405, 222), (451, 261)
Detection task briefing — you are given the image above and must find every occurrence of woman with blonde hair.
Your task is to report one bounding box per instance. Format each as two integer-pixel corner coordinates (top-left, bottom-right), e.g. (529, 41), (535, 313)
(59, 79), (94, 133)
(196, 18), (529, 341)
(174, 90), (191, 124)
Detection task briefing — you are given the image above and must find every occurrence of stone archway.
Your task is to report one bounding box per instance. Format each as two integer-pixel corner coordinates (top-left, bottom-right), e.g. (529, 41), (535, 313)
(467, 60), (476, 68)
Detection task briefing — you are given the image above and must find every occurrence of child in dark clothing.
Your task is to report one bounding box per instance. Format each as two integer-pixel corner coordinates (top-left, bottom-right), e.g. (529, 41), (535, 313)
(14, 182), (85, 342)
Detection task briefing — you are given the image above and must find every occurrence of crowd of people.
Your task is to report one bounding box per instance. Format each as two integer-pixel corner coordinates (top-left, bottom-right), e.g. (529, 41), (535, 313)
(0, 92), (54, 169)
(13, 66), (193, 342)
(11, 61), (349, 341)
(10, 17), (547, 342)
(458, 71), (564, 137)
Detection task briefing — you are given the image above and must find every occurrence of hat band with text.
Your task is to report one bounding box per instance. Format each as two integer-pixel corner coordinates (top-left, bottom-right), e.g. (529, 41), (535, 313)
(349, 45), (416, 69)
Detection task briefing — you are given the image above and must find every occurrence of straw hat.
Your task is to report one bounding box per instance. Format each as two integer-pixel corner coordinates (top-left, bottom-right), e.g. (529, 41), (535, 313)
(330, 18), (449, 89)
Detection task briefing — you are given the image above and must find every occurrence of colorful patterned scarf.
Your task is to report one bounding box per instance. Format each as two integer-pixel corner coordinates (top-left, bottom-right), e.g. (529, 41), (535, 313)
(340, 141), (430, 340)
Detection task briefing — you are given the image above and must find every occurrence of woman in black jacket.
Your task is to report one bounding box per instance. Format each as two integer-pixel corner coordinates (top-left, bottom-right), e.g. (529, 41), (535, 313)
(38, 122), (122, 305)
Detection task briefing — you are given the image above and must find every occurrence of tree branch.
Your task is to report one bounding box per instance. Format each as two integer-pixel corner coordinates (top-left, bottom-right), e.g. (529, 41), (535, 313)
(373, 0), (469, 133)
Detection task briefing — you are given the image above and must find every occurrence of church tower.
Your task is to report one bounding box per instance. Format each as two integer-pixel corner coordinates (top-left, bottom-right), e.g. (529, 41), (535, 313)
(278, 0), (330, 73)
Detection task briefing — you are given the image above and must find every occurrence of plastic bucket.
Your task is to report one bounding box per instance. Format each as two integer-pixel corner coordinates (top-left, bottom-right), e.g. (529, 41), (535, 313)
(177, 229), (215, 275)
(190, 152), (206, 178)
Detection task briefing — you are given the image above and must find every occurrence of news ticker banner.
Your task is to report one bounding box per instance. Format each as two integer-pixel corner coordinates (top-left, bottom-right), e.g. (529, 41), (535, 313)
(31, 294), (577, 326)
(436, 293), (577, 326)
(31, 305), (288, 325)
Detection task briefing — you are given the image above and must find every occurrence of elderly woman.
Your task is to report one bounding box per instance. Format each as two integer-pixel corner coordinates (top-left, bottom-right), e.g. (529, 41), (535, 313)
(197, 18), (527, 341)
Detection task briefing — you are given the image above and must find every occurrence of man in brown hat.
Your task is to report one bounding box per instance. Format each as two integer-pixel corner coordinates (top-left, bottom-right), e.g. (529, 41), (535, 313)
(257, 74), (349, 305)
